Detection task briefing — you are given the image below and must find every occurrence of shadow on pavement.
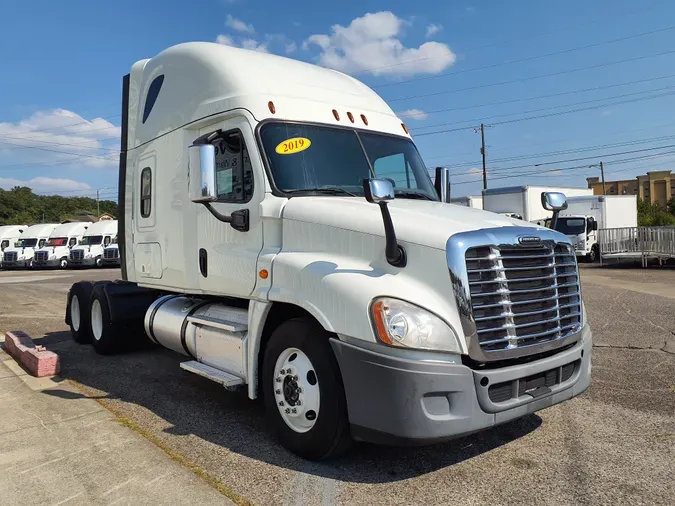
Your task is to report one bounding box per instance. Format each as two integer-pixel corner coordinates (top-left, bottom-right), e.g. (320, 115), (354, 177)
(40, 330), (542, 484)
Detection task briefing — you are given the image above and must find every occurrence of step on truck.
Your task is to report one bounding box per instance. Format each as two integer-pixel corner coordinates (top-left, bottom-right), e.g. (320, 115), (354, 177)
(64, 42), (593, 460)
(68, 220), (118, 268)
(33, 222), (90, 269)
(0, 225), (27, 268)
(102, 234), (121, 267)
(2, 223), (59, 269)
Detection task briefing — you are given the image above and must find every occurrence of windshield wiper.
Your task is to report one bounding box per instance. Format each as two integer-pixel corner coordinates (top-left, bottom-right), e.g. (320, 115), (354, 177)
(284, 187), (358, 197)
(394, 190), (434, 201)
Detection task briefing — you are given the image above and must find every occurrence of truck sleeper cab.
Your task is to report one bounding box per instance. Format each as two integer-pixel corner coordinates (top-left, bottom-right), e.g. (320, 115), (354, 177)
(64, 42), (592, 461)
(33, 222), (90, 269)
(3, 223), (58, 269)
(0, 225), (27, 269)
(68, 220), (118, 268)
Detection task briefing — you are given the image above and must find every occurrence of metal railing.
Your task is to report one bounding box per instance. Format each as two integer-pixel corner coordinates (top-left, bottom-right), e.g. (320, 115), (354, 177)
(599, 226), (675, 267)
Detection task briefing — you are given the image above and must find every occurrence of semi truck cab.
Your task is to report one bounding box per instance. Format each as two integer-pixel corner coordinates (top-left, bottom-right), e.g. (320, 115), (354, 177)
(2, 223), (58, 269)
(102, 235), (120, 266)
(33, 222), (90, 269)
(0, 225), (26, 268)
(69, 220), (118, 267)
(64, 42), (592, 461)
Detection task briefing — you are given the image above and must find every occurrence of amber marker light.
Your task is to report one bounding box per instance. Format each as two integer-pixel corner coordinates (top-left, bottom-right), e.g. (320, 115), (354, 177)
(347, 112), (354, 123)
(268, 101), (276, 114)
(259, 269), (269, 279)
(401, 123), (409, 134)
(361, 114), (368, 125)
(332, 109), (340, 121)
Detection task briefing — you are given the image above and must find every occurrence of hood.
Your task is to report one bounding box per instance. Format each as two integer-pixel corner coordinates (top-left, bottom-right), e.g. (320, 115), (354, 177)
(281, 197), (542, 250)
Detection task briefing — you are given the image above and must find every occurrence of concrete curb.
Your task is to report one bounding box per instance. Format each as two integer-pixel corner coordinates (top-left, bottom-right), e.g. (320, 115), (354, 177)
(2, 330), (60, 377)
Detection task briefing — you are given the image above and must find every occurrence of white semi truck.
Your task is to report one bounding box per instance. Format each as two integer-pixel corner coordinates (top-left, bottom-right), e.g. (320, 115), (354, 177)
(0, 225), (27, 268)
(483, 185), (594, 224)
(552, 195), (638, 262)
(102, 234), (121, 267)
(450, 195), (483, 209)
(2, 223), (59, 269)
(33, 222), (90, 269)
(64, 42), (592, 460)
(68, 220), (118, 268)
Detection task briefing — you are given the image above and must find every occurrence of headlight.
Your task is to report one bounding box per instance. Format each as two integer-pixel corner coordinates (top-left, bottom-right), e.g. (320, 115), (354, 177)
(370, 297), (461, 353)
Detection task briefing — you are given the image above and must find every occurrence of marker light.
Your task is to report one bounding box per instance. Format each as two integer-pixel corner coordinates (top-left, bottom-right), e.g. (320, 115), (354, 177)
(268, 101), (276, 114)
(401, 123), (409, 134)
(347, 112), (354, 123)
(371, 297), (461, 353)
(361, 114), (368, 126)
(332, 109), (340, 121)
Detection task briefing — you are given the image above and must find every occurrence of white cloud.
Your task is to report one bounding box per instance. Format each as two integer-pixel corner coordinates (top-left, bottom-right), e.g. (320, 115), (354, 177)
(285, 41), (298, 54)
(398, 109), (429, 120)
(303, 11), (456, 77)
(425, 24), (443, 37)
(216, 34), (235, 46)
(240, 38), (269, 53)
(226, 14), (255, 34)
(0, 109), (119, 169)
(0, 176), (91, 193)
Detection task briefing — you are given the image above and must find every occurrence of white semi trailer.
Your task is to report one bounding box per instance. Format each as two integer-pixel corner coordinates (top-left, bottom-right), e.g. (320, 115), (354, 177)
(0, 225), (27, 268)
(483, 185), (594, 223)
(2, 223), (58, 269)
(33, 222), (90, 269)
(68, 220), (118, 268)
(64, 42), (592, 460)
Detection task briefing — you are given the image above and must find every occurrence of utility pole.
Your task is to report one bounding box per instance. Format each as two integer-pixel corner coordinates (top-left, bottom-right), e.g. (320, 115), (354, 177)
(480, 123), (487, 190)
(96, 189), (100, 216)
(599, 161), (607, 195)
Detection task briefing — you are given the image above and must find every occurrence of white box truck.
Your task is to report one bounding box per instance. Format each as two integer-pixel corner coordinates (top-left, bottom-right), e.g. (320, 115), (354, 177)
(32, 222), (91, 269)
(450, 195), (483, 209)
(0, 225), (27, 268)
(102, 234), (121, 267)
(68, 220), (118, 268)
(64, 42), (592, 460)
(483, 185), (593, 223)
(553, 195), (638, 262)
(2, 223), (59, 269)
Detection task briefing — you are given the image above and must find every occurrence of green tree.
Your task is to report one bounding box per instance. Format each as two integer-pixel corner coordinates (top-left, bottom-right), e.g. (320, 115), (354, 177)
(637, 198), (675, 226)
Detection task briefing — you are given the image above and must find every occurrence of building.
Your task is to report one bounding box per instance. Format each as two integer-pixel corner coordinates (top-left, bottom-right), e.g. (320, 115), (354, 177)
(587, 170), (674, 206)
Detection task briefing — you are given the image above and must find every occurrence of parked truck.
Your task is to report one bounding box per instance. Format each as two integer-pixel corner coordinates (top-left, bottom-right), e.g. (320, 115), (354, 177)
(64, 42), (592, 461)
(552, 195), (638, 262)
(0, 225), (27, 268)
(483, 185), (593, 223)
(68, 220), (118, 268)
(2, 223), (58, 269)
(33, 222), (90, 269)
(102, 234), (121, 267)
(449, 195), (483, 209)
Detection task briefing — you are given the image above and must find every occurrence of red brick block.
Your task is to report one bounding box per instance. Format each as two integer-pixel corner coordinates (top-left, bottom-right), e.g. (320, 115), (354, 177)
(2, 330), (60, 377)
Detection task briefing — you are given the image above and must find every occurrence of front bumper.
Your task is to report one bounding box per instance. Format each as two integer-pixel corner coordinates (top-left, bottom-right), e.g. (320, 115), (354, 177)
(1, 259), (31, 268)
(69, 257), (96, 266)
(330, 325), (592, 445)
(32, 258), (61, 267)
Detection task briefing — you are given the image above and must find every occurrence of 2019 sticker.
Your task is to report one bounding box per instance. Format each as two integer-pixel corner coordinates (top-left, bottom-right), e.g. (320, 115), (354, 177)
(275, 137), (311, 155)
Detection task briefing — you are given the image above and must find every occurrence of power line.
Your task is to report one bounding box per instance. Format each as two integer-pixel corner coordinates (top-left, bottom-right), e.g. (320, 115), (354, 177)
(0, 113), (121, 136)
(389, 48), (675, 103)
(377, 25), (675, 90)
(0, 135), (119, 152)
(0, 140), (119, 162)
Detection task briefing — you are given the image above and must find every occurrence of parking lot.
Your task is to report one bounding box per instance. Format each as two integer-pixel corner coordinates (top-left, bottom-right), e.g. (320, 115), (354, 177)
(0, 266), (673, 506)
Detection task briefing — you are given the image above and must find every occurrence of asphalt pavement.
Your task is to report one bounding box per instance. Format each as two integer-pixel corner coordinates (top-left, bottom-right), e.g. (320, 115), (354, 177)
(0, 265), (673, 506)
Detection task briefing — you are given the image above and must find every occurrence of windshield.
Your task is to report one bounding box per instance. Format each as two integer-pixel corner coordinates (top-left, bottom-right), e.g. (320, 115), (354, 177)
(111, 235), (118, 245)
(259, 123), (438, 200)
(79, 235), (103, 246)
(15, 238), (37, 248)
(46, 237), (67, 247)
(554, 218), (586, 235)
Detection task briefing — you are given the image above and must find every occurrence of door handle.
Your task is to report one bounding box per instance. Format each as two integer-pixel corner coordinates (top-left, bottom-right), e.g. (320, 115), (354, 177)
(199, 248), (208, 277)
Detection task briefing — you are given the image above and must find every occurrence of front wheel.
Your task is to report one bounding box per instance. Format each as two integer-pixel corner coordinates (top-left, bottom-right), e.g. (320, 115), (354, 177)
(588, 245), (599, 263)
(95, 256), (103, 268)
(59, 258), (68, 269)
(262, 318), (351, 460)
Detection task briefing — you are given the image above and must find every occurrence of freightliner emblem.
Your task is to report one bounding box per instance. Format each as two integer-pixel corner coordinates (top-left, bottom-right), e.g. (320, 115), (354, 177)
(518, 236), (541, 246)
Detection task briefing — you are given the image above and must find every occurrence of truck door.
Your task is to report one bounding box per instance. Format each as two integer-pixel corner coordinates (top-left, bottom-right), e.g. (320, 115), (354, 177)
(195, 117), (264, 297)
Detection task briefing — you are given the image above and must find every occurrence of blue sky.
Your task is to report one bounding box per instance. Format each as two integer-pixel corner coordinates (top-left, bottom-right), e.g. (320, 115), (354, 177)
(1, 0), (674, 200)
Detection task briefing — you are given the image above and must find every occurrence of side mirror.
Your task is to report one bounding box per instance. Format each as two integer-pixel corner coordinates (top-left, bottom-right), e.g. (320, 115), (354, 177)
(592, 220), (598, 231)
(434, 167), (450, 203)
(363, 178), (406, 268)
(188, 144), (218, 203)
(363, 178), (394, 203)
(541, 191), (568, 211)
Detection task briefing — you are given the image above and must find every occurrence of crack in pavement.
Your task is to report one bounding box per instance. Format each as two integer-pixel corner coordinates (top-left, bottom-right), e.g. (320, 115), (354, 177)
(594, 342), (675, 355)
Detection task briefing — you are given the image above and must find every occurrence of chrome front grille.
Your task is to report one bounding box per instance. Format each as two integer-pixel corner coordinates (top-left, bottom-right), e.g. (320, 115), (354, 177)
(3, 251), (17, 263)
(465, 243), (581, 352)
(34, 251), (48, 263)
(70, 250), (84, 261)
(104, 248), (119, 260)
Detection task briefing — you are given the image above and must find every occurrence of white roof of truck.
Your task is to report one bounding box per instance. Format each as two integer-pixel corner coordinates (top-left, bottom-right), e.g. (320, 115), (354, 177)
(129, 42), (410, 147)
(19, 223), (59, 238)
(0, 225), (27, 238)
(49, 222), (90, 237)
(82, 220), (118, 236)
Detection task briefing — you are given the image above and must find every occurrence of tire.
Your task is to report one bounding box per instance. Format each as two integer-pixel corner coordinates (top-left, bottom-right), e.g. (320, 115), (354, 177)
(59, 257), (68, 269)
(588, 245), (599, 263)
(67, 282), (97, 344)
(262, 317), (352, 461)
(95, 256), (103, 268)
(89, 284), (126, 355)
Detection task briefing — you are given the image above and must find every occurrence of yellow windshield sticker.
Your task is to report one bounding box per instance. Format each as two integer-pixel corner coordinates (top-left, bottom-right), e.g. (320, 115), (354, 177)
(275, 137), (311, 155)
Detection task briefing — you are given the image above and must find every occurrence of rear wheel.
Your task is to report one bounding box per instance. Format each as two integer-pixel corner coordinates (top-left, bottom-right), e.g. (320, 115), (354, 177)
(262, 317), (351, 460)
(89, 284), (125, 355)
(67, 283), (97, 344)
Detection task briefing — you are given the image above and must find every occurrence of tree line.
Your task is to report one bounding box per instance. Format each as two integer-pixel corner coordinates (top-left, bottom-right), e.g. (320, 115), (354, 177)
(0, 187), (118, 226)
